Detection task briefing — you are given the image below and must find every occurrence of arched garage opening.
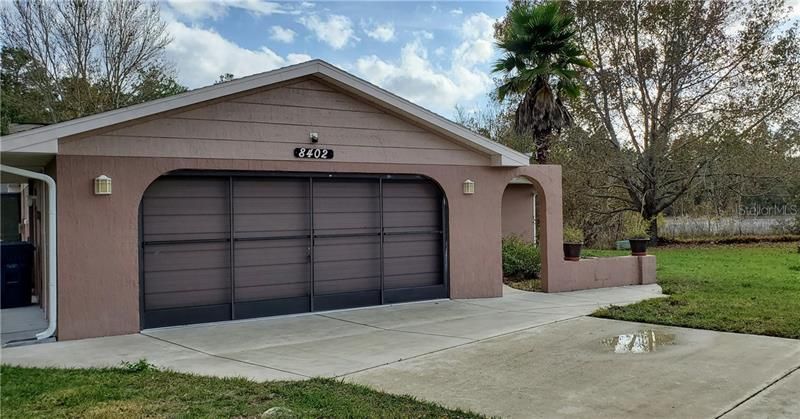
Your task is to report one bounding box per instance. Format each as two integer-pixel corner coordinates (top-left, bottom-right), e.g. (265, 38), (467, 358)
(139, 171), (449, 329)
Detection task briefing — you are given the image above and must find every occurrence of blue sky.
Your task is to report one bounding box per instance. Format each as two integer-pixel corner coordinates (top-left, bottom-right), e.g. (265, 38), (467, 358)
(162, 1), (509, 117)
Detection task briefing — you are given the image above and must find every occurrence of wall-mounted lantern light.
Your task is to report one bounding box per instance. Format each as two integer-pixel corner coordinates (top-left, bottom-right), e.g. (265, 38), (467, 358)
(310, 132), (319, 143)
(94, 175), (112, 195)
(463, 179), (475, 195)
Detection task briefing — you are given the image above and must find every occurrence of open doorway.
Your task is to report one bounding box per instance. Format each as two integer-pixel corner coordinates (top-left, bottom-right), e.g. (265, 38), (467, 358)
(501, 177), (542, 293)
(1, 181), (48, 345)
(501, 178), (538, 244)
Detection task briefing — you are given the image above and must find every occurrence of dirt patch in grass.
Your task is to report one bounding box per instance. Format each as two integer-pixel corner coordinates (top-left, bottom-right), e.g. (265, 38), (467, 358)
(503, 277), (543, 292)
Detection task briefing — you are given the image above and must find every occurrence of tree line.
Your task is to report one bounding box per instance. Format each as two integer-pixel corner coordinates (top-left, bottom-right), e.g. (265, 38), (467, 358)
(0, 0), (186, 134)
(461, 0), (800, 244)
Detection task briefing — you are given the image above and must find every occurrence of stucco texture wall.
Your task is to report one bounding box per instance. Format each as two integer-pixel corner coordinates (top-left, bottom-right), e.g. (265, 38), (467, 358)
(501, 183), (535, 241)
(56, 155), (551, 339)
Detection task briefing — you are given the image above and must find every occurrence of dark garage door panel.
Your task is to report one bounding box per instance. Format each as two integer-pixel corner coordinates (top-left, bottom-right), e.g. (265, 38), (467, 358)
(142, 177), (229, 242)
(232, 178), (311, 319)
(141, 178), (232, 326)
(312, 180), (381, 309)
(234, 178), (309, 239)
(382, 181), (446, 302)
(141, 174), (447, 329)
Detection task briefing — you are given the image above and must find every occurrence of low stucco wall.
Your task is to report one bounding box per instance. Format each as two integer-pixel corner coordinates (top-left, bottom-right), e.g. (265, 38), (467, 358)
(558, 255), (657, 291)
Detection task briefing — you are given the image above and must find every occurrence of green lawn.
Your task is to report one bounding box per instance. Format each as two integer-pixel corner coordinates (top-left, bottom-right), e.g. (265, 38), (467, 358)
(0, 363), (480, 418)
(591, 243), (800, 339)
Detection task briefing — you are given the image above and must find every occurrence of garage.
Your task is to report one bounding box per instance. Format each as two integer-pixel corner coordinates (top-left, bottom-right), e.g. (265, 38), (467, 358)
(141, 172), (448, 328)
(2, 60), (566, 341)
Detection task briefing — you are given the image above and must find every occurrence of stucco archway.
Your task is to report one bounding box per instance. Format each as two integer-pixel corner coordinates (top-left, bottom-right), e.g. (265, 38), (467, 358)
(499, 166), (564, 292)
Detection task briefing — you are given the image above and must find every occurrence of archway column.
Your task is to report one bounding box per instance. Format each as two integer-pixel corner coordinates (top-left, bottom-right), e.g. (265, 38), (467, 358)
(509, 165), (563, 292)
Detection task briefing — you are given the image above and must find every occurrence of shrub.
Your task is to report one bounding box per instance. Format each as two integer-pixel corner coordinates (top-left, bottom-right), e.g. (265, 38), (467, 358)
(623, 212), (650, 239)
(502, 236), (541, 279)
(563, 225), (584, 243)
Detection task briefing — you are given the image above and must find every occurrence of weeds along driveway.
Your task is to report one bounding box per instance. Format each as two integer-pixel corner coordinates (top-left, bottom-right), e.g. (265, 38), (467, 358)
(4, 284), (798, 418)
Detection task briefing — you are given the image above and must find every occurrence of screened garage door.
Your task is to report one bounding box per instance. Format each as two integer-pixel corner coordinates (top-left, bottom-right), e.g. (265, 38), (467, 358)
(141, 173), (447, 328)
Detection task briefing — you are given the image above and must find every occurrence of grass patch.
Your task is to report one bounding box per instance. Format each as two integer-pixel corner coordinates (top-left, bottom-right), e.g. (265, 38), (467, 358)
(503, 277), (543, 292)
(0, 364), (481, 418)
(592, 243), (800, 339)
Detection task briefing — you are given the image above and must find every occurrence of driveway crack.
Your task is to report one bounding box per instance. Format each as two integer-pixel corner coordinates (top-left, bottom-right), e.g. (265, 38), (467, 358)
(316, 314), (475, 341)
(141, 333), (310, 379)
(715, 364), (800, 418)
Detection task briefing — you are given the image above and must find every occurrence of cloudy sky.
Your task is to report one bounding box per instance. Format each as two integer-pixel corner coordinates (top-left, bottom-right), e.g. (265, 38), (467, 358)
(161, 0), (800, 119)
(162, 1), (508, 118)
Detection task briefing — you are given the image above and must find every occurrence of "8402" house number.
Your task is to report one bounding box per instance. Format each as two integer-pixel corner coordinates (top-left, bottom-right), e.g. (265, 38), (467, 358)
(294, 147), (334, 160)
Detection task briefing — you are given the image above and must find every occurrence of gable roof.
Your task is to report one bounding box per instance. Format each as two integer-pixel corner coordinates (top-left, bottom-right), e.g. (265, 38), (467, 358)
(0, 60), (529, 167)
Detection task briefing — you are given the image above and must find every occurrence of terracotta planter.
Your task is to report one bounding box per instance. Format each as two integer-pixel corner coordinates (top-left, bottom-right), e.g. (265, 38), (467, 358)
(629, 239), (649, 256)
(563, 242), (583, 261)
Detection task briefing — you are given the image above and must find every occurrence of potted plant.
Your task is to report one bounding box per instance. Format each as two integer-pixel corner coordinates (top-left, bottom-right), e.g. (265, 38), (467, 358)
(563, 225), (584, 261)
(624, 214), (650, 256)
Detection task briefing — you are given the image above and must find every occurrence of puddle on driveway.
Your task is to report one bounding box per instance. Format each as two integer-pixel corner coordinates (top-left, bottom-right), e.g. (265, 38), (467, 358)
(602, 330), (675, 354)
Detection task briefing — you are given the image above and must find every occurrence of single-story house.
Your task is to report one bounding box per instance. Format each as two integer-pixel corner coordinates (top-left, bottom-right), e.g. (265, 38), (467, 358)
(0, 60), (655, 341)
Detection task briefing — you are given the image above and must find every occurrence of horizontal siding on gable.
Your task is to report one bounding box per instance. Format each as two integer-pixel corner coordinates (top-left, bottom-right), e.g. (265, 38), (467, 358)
(234, 84), (380, 113)
(87, 118), (465, 150)
(61, 135), (490, 166)
(176, 102), (418, 132)
(59, 78), (491, 166)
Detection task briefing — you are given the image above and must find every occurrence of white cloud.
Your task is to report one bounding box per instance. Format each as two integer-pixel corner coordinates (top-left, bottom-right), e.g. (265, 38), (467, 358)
(453, 13), (497, 66)
(355, 40), (493, 115)
(364, 22), (395, 42)
(167, 0), (296, 20)
(298, 14), (357, 49)
(287, 53), (313, 64)
(461, 12), (496, 40)
(450, 8), (463, 16)
(270, 25), (296, 43)
(353, 12), (501, 116)
(412, 30), (434, 40)
(165, 19), (311, 88)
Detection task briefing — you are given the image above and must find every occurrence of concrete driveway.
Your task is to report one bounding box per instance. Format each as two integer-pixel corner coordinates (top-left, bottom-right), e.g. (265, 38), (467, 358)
(3, 284), (799, 418)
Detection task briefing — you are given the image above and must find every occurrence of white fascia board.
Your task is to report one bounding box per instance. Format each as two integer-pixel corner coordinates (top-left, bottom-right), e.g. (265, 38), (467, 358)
(0, 137), (58, 154)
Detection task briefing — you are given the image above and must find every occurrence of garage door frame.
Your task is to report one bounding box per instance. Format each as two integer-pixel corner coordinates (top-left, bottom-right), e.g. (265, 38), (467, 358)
(138, 170), (449, 329)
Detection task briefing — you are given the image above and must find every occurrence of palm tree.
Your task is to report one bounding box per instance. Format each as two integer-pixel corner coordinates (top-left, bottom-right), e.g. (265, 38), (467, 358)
(493, 1), (592, 164)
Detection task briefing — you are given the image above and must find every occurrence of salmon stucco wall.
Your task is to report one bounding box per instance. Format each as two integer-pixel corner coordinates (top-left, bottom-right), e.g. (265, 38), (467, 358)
(56, 155), (551, 340)
(501, 183), (535, 242)
(55, 156), (654, 340)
